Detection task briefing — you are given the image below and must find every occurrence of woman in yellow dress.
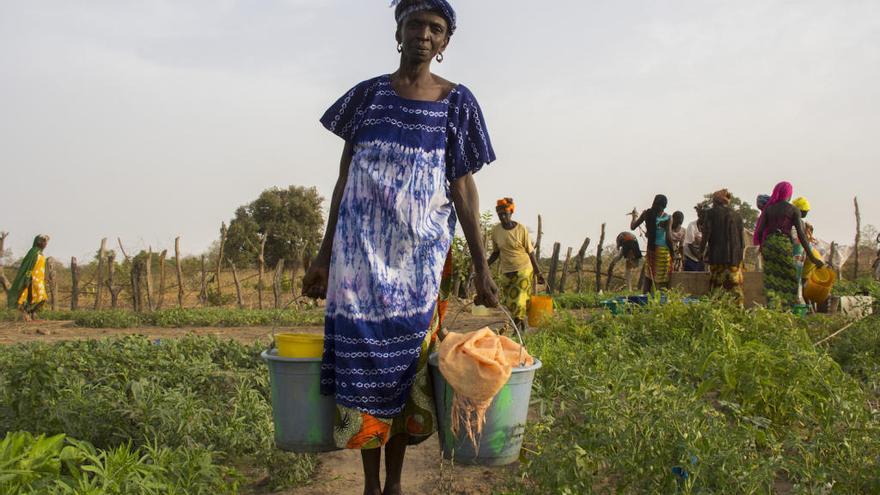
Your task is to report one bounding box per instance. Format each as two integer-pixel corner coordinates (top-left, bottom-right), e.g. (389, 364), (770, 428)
(488, 198), (545, 330)
(7, 235), (50, 321)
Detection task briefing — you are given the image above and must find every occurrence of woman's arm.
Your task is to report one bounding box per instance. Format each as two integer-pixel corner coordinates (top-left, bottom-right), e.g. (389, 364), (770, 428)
(792, 208), (823, 267)
(302, 142), (353, 299)
(451, 172), (499, 307)
(487, 248), (500, 266)
(631, 210), (647, 230)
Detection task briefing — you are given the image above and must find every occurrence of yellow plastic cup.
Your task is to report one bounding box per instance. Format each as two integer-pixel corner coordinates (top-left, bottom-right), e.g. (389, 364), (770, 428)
(275, 333), (324, 358)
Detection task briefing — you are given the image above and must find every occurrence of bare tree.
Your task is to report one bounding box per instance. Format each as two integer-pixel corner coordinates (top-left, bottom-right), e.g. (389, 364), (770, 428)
(145, 248), (154, 311)
(558, 247), (573, 294)
(274, 259), (286, 309)
(574, 237), (591, 292)
(199, 255), (208, 306)
(546, 243), (561, 294)
(46, 257), (57, 310)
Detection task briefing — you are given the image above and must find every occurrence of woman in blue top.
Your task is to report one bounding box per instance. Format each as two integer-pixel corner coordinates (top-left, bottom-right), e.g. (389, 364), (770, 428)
(631, 194), (673, 292)
(302, 1), (498, 494)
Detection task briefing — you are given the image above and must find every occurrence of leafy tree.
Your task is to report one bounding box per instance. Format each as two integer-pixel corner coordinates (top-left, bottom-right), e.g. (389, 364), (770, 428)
(703, 192), (759, 230)
(225, 186), (324, 267)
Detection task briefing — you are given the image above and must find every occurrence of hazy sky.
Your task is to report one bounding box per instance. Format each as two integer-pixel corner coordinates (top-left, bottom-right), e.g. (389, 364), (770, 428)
(2, 0), (879, 262)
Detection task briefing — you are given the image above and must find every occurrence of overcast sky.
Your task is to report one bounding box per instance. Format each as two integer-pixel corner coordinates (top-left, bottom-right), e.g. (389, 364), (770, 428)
(2, 0), (879, 262)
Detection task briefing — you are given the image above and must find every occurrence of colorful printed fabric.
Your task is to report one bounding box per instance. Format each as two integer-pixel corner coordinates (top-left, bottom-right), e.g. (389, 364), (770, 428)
(332, 252), (453, 450)
(16, 254), (48, 312)
(763, 233), (798, 306)
(500, 268), (533, 323)
(710, 263), (745, 306)
(7, 236), (45, 310)
(393, 0), (457, 34)
(319, 75), (494, 418)
(647, 246), (672, 286)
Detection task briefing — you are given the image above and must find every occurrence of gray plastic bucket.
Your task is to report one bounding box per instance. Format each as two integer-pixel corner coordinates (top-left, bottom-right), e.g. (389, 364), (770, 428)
(428, 352), (541, 466)
(261, 350), (340, 453)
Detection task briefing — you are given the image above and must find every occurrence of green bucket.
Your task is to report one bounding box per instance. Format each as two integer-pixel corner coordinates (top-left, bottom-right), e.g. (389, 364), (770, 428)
(428, 353), (541, 466)
(261, 350), (340, 453)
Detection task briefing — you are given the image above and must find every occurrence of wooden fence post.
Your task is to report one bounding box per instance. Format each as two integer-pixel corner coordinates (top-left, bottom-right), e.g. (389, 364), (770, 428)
(546, 242), (561, 294)
(274, 259), (286, 309)
(145, 248), (154, 311)
(215, 223), (228, 300)
(0, 232), (9, 293)
(595, 223), (606, 292)
(230, 260), (244, 309)
(70, 257), (79, 310)
(199, 255), (208, 306)
(46, 257), (57, 310)
(157, 249), (167, 310)
(94, 238), (107, 310)
(558, 247), (573, 294)
(853, 197), (861, 280)
(257, 233), (267, 310)
(574, 237), (591, 292)
(174, 237), (184, 308)
(107, 252), (122, 309)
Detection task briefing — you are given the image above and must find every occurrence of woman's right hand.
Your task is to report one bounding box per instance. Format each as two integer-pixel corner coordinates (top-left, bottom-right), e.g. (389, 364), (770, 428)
(473, 269), (499, 308)
(302, 261), (330, 300)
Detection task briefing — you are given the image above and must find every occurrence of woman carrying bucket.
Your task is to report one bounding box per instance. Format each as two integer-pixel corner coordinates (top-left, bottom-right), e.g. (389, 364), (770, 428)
(487, 198), (545, 331)
(7, 235), (50, 322)
(301, 1), (499, 493)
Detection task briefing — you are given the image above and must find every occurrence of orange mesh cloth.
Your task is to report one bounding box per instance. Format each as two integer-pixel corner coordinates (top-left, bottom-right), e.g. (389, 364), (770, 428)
(437, 327), (533, 446)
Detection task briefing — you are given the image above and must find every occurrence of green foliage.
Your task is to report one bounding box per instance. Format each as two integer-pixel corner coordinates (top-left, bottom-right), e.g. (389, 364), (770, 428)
(225, 186), (324, 267)
(553, 291), (629, 310)
(1, 307), (323, 328)
(0, 336), (316, 490)
(514, 301), (880, 494)
(0, 431), (237, 494)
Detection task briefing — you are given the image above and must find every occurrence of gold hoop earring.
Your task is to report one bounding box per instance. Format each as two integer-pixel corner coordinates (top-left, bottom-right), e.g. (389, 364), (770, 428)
(397, 43), (403, 53)
(436, 52), (444, 63)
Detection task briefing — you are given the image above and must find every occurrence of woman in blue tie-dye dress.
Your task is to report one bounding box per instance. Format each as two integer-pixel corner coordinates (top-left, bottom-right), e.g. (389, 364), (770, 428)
(301, 1), (499, 493)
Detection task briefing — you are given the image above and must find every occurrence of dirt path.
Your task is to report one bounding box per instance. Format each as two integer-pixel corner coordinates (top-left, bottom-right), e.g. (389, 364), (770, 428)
(1, 305), (522, 495)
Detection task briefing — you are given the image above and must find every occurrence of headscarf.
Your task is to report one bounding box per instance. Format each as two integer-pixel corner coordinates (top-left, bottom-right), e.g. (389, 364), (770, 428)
(756, 194), (771, 211)
(496, 197), (514, 214)
(712, 189), (732, 206)
(753, 182), (793, 245)
(792, 196), (811, 213)
(6, 235), (48, 309)
(392, 0), (457, 34)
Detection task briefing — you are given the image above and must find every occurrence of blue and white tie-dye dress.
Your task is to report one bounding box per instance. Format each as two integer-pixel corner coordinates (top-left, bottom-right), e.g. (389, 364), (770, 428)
(319, 74), (495, 422)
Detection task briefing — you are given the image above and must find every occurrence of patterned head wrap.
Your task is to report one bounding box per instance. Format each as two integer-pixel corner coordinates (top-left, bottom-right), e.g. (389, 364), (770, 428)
(792, 196), (811, 213)
(392, 0), (457, 35)
(753, 182), (794, 246)
(496, 197), (514, 214)
(712, 189), (732, 206)
(756, 194), (771, 211)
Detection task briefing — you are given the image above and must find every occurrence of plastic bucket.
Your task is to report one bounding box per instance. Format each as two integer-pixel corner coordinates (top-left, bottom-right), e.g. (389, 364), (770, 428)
(528, 295), (553, 327)
(428, 353), (541, 466)
(275, 333), (324, 358)
(261, 350), (340, 453)
(804, 267), (835, 305)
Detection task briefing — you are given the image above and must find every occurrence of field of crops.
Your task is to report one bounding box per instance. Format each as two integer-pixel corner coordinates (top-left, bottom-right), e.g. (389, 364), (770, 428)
(2, 292), (879, 494)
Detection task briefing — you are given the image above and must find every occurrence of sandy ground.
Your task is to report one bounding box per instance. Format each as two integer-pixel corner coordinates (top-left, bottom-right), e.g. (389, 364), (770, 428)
(0, 304), (523, 495)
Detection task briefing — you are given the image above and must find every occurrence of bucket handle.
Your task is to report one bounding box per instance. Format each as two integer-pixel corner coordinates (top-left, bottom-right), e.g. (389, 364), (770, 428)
(444, 300), (527, 367)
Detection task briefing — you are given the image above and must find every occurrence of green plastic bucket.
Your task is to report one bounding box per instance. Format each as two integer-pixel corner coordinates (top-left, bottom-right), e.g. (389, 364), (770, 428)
(428, 353), (541, 466)
(261, 350), (340, 453)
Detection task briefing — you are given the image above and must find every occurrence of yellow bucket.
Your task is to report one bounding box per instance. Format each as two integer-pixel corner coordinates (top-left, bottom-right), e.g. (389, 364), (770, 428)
(804, 266), (836, 305)
(528, 295), (554, 327)
(275, 333), (324, 358)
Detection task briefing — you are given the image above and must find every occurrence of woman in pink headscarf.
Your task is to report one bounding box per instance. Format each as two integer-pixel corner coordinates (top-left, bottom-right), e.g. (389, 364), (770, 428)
(753, 181), (823, 306)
